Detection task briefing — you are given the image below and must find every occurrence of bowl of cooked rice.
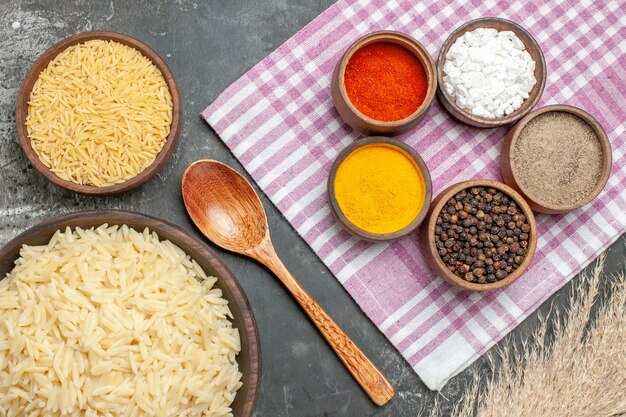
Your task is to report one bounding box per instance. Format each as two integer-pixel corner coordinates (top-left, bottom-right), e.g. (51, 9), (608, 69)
(0, 210), (260, 417)
(16, 32), (182, 195)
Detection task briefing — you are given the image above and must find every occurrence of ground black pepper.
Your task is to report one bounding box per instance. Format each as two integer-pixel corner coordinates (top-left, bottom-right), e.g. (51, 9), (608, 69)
(513, 111), (603, 207)
(434, 187), (531, 284)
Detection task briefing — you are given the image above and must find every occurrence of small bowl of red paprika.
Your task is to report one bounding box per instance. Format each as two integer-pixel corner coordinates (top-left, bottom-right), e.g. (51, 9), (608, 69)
(331, 30), (437, 137)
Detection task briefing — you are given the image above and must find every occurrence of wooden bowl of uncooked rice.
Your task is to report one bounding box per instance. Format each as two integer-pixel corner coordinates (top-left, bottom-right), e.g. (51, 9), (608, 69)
(0, 211), (260, 417)
(16, 32), (182, 195)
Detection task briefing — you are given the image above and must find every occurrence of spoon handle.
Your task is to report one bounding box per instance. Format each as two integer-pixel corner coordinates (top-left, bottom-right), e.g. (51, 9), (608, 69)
(252, 243), (395, 406)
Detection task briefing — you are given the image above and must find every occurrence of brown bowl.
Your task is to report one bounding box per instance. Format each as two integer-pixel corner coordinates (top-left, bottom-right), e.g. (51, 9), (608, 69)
(328, 137), (432, 241)
(15, 31), (182, 196)
(500, 104), (612, 214)
(420, 180), (537, 291)
(0, 210), (260, 416)
(331, 30), (437, 136)
(437, 17), (546, 128)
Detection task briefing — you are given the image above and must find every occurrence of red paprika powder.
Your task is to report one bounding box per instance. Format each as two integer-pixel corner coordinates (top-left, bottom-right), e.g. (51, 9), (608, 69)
(344, 42), (427, 122)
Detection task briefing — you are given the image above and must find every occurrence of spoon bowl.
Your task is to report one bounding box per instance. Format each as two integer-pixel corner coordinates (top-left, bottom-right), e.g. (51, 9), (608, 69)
(182, 160), (394, 406)
(182, 161), (267, 252)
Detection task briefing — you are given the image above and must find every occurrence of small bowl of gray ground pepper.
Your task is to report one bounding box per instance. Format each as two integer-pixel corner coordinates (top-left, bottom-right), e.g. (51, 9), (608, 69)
(500, 104), (612, 214)
(421, 179), (537, 291)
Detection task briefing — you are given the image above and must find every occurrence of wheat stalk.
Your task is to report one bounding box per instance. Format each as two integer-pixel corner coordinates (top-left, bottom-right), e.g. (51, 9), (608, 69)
(432, 254), (626, 417)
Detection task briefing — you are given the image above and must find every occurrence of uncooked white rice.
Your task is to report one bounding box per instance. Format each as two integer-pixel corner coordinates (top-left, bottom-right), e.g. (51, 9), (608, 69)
(0, 225), (242, 417)
(26, 40), (173, 187)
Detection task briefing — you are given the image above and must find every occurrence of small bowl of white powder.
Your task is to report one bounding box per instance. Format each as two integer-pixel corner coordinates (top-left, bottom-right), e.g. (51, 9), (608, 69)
(437, 18), (546, 128)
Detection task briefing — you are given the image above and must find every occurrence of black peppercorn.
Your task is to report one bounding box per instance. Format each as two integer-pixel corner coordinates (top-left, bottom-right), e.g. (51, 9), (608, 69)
(434, 186), (531, 284)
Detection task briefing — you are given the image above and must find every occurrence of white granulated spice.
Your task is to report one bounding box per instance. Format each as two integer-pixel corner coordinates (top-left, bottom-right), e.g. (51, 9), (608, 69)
(11, 21), (20, 29)
(443, 28), (536, 119)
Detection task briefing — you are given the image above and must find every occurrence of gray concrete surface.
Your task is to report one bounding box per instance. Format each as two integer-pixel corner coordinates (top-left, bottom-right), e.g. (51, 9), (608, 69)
(0, 1), (624, 416)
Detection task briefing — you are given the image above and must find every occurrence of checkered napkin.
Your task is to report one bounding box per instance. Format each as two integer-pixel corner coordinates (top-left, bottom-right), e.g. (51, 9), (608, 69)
(203, 0), (626, 390)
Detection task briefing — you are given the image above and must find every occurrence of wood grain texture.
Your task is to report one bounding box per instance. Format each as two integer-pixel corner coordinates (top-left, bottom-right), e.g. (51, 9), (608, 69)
(0, 210), (260, 417)
(327, 137), (432, 241)
(331, 30), (437, 137)
(252, 240), (395, 406)
(182, 160), (395, 406)
(420, 179), (538, 291)
(15, 31), (182, 196)
(436, 17), (547, 128)
(500, 104), (613, 214)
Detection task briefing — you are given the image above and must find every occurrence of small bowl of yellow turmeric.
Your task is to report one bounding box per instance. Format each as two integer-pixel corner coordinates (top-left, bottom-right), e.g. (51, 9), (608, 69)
(328, 137), (432, 241)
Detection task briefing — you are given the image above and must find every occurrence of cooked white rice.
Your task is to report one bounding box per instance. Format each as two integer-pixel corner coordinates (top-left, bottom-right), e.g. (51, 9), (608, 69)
(0, 224), (242, 417)
(25, 40), (173, 187)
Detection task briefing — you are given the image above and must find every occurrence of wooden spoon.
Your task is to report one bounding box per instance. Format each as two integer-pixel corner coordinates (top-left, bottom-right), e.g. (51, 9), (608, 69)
(182, 160), (394, 406)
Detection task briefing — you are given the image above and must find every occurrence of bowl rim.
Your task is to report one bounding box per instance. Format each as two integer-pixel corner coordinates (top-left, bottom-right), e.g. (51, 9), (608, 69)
(15, 31), (182, 196)
(436, 17), (547, 128)
(503, 104), (613, 213)
(327, 137), (433, 241)
(0, 209), (260, 416)
(422, 179), (537, 291)
(336, 30), (437, 128)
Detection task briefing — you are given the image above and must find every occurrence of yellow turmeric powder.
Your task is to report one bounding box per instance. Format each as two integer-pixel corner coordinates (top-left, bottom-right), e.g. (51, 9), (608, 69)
(334, 144), (425, 234)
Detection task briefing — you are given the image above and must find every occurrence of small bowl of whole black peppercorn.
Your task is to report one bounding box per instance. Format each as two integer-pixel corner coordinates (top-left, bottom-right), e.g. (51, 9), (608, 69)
(421, 179), (537, 291)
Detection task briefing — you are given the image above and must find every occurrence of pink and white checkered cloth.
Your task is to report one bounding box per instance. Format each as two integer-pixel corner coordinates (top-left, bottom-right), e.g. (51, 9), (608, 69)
(203, 0), (626, 390)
